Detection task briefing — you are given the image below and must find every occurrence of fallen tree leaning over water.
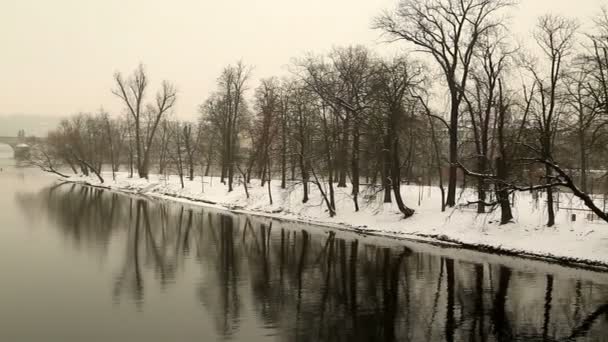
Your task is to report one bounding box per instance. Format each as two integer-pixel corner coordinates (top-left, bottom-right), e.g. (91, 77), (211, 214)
(458, 157), (608, 224)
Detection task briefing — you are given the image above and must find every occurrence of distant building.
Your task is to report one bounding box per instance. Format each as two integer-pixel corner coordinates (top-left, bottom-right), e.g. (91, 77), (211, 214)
(14, 143), (30, 160)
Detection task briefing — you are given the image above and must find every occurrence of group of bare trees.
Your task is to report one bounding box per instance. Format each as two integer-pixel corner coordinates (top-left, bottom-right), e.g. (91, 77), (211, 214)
(30, 0), (608, 226)
(194, 49), (432, 218)
(377, 0), (608, 226)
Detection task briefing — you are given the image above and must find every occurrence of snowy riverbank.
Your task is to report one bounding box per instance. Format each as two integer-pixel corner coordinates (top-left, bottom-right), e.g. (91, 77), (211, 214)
(62, 172), (608, 269)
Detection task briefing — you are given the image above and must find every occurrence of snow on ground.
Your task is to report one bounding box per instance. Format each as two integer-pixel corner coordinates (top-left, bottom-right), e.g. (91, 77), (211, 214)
(63, 172), (608, 268)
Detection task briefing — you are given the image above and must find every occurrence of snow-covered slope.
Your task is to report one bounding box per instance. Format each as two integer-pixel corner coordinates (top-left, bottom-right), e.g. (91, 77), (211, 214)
(63, 172), (608, 269)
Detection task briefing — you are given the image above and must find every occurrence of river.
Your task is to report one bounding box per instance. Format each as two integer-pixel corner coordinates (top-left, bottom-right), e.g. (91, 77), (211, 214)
(1, 144), (608, 341)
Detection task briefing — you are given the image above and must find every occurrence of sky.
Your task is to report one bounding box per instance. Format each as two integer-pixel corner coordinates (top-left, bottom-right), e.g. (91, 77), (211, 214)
(0, 0), (606, 124)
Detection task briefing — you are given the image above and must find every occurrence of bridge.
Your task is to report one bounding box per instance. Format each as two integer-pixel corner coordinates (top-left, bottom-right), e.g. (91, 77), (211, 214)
(0, 136), (22, 149)
(0, 136), (31, 159)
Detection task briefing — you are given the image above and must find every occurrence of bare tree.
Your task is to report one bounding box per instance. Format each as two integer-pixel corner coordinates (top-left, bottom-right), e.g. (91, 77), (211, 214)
(112, 64), (176, 178)
(215, 61), (251, 191)
(182, 122), (200, 181)
(27, 143), (69, 178)
(157, 120), (171, 175)
(524, 15), (579, 226)
(373, 56), (425, 217)
(277, 80), (293, 189)
(168, 121), (186, 188)
(253, 78), (280, 187)
(463, 32), (514, 213)
(58, 113), (106, 183)
(375, 0), (515, 207)
(563, 63), (607, 193)
(300, 46), (376, 211)
(291, 84), (313, 204)
(101, 109), (117, 181)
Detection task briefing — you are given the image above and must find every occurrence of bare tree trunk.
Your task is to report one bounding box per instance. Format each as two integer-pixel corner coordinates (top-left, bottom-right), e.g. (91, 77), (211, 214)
(260, 161), (267, 187)
(337, 116), (348, 187)
(128, 144), (134, 178)
(103, 115), (116, 181)
(281, 139), (287, 189)
(68, 161), (78, 174)
(72, 151), (104, 183)
(204, 161), (211, 177)
(227, 130), (234, 191)
(392, 138), (414, 218)
(351, 124), (360, 212)
(477, 158), (487, 214)
(220, 151), (226, 183)
(496, 157), (513, 224)
(183, 124), (195, 181)
(496, 81), (513, 224)
(290, 153), (296, 181)
(447, 100), (458, 208)
(280, 102), (288, 189)
(383, 133), (392, 203)
(135, 120), (143, 178)
(237, 165), (249, 199)
(266, 159), (273, 205)
(175, 125), (185, 189)
(545, 161), (556, 227)
(297, 108), (309, 203)
(300, 152), (309, 204)
(188, 151), (194, 181)
(321, 108), (336, 212)
(424, 101), (446, 212)
(311, 166), (335, 217)
(579, 133), (588, 193)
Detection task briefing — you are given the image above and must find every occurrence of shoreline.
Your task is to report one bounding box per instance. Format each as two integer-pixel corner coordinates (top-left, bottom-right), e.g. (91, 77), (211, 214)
(59, 174), (608, 272)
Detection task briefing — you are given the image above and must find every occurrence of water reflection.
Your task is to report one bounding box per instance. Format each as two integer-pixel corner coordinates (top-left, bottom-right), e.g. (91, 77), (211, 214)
(16, 183), (608, 341)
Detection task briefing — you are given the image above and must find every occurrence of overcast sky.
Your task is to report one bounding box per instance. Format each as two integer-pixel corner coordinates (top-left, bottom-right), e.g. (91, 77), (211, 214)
(1, 0), (605, 121)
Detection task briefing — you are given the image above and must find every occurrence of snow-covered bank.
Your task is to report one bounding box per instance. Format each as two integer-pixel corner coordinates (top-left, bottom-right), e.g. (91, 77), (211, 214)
(63, 172), (608, 269)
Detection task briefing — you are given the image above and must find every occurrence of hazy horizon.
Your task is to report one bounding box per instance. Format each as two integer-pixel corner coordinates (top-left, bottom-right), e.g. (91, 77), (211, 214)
(1, 0), (605, 125)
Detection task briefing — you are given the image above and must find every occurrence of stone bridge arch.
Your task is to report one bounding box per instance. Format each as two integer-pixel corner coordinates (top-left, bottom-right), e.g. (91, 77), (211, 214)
(0, 137), (31, 159)
(0, 136), (21, 150)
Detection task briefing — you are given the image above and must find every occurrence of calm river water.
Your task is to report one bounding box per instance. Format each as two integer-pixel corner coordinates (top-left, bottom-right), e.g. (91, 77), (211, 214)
(1, 145), (608, 341)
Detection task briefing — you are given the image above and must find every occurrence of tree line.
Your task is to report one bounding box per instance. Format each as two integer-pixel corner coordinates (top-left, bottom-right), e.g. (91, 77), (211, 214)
(30, 0), (608, 226)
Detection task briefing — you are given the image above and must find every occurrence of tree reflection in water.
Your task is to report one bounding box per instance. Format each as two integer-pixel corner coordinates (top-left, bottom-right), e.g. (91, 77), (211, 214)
(16, 184), (608, 341)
